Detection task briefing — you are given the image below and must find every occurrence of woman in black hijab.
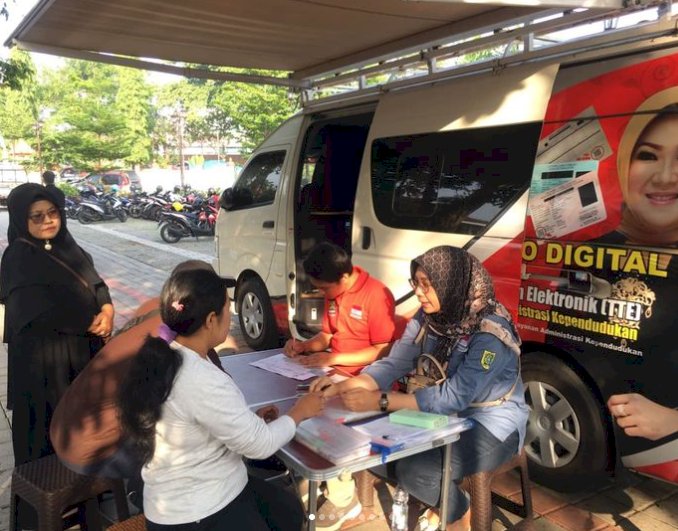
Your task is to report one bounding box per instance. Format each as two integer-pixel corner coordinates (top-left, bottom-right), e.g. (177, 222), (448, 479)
(0, 183), (114, 466)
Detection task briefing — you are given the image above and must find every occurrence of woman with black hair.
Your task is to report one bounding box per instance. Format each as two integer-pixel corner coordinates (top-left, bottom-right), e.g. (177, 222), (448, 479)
(118, 268), (323, 530)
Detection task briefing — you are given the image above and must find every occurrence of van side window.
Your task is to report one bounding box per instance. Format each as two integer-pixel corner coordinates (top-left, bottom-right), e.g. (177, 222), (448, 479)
(371, 123), (541, 234)
(233, 151), (286, 206)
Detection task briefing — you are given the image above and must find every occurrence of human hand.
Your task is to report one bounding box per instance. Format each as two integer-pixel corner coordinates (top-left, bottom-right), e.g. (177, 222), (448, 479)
(283, 338), (305, 358)
(88, 311), (113, 337)
(309, 376), (339, 398)
(341, 388), (380, 412)
(256, 405), (279, 423)
(296, 352), (333, 367)
(288, 392), (325, 424)
(608, 393), (678, 441)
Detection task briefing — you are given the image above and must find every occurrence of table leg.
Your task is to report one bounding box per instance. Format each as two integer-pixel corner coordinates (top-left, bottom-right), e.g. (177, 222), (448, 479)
(438, 443), (452, 530)
(308, 479), (319, 531)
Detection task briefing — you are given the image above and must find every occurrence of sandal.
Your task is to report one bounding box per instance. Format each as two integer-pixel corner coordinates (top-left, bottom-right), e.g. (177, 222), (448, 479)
(414, 508), (440, 531)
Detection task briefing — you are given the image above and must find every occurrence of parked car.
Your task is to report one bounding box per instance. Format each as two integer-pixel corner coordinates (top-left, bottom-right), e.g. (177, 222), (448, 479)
(59, 167), (84, 182)
(83, 170), (142, 193)
(0, 165), (28, 207)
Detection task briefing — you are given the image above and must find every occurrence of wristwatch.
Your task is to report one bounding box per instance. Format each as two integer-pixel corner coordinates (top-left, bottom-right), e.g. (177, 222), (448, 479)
(379, 392), (389, 412)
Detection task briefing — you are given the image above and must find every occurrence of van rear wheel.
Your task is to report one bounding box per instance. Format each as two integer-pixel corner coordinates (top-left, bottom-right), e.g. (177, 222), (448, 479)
(237, 278), (279, 350)
(522, 354), (611, 491)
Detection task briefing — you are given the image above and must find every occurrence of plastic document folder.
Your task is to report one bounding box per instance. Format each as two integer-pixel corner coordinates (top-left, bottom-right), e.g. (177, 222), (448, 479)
(353, 415), (474, 452)
(295, 417), (372, 465)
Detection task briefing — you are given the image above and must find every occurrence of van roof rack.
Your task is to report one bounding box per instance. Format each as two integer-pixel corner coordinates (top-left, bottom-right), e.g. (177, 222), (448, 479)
(300, 2), (677, 109)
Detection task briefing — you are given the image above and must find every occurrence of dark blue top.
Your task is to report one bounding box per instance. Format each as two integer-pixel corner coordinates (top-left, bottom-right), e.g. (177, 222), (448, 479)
(362, 310), (528, 445)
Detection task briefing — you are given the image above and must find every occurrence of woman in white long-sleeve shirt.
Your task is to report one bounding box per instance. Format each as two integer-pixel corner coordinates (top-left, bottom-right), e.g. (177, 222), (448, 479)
(118, 268), (324, 530)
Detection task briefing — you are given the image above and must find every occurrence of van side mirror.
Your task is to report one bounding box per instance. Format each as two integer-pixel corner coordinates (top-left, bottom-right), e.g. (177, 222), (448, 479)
(219, 188), (235, 210)
(219, 188), (253, 210)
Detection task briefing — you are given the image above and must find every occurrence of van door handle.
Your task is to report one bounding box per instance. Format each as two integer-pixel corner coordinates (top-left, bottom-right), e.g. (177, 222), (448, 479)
(263, 220), (274, 229)
(361, 227), (372, 249)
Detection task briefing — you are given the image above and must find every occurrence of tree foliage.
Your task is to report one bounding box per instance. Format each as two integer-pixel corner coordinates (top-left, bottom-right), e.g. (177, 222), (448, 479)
(0, 47), (34, 92)
(207, 73), (299, 152)
(1, 52), (298, 168)
(38, 60), (153, 170)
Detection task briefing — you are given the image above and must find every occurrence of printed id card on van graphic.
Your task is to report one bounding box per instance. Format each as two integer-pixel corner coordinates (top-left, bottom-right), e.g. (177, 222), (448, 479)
(536, 108), (612, 164)
(530, 170), (607, 239)
(530, 161), (599, 196)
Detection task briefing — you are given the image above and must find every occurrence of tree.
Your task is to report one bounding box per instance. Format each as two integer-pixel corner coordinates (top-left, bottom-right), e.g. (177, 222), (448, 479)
(117, 67), (153, 166)
(0, 50), (38, 164)
(209, 76), (299, 152)
(40, 60), (153, 170)
(1, 3), (34, 91)
(0, 88), (34, 159)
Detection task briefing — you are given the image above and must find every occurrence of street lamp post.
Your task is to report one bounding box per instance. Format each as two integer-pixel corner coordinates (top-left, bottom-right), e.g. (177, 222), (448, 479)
(35, 119), (44, 175)
(175, 104), (186, 188)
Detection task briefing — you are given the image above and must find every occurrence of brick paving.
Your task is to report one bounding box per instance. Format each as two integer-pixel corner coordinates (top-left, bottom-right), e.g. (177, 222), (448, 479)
(0, 214), (676, 530)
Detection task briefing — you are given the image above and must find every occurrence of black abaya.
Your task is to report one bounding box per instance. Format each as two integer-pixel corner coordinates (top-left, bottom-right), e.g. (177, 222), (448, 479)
(0, 183), (111, 465)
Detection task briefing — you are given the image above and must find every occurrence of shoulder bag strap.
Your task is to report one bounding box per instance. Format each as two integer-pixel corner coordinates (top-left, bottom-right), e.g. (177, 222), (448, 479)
(469, 357), (521, 408)
(417, 353), (447, 384)
(16, 237), (95, 296)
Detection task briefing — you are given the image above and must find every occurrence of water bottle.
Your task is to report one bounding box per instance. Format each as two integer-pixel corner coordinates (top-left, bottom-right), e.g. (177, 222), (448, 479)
(390, 485), (409, 531)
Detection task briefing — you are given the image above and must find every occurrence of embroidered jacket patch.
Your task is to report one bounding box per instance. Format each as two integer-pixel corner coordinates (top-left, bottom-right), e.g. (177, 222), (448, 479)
(480, 350), (496, 370)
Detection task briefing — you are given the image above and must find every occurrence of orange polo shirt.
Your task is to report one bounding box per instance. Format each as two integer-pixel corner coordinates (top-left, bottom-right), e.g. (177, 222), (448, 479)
(322, 266), (396, 374)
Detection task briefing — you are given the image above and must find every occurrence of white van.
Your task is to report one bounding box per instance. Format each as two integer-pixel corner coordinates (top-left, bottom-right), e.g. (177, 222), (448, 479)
(216, 44), (678, 489)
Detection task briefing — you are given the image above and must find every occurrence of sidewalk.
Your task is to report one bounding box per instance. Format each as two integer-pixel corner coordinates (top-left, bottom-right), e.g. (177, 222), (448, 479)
(0, 219), (677, 529)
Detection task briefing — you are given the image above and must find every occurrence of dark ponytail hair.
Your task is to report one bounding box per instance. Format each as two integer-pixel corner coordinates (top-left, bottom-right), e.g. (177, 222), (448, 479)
(118, 268), (229, 464)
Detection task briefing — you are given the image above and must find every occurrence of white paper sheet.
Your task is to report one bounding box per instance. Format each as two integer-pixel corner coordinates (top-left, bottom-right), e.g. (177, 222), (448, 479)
(249, 353), (326, 381)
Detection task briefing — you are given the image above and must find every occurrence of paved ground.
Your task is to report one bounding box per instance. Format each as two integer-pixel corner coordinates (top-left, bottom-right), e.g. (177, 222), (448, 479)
(0, 214), (677, 530)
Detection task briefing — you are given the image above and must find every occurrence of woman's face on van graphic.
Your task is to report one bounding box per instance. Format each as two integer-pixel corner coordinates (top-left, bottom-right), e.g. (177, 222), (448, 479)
(627, 114), (678, 232)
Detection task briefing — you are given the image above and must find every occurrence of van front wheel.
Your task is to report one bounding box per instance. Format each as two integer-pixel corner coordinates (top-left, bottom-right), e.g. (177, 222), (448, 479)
(237, 278), (279, 350)
(522, 354), (611, 491)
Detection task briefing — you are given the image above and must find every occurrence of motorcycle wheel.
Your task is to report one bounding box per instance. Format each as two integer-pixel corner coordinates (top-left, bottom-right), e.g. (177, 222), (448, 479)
(77, 208), (101, 224)
(128, 204), (143, 218)
(117, 209), (128, 222)
(160, 222), (184, 244)
(148, 205), (162, 221)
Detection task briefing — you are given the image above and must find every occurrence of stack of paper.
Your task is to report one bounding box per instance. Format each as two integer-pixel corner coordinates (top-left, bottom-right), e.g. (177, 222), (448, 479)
(296, 417), (372, 465)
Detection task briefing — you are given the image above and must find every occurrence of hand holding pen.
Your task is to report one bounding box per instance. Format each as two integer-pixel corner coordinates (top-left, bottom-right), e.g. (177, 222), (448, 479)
(283, 337), (306, 358)
(309, 376), (338, 397)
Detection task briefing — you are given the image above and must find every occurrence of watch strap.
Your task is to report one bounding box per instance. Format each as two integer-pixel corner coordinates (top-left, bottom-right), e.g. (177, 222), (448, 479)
(379, 392), (389, 412)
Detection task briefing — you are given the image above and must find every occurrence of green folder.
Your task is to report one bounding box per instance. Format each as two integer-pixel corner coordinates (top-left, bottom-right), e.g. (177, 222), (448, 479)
(389, 409), (449, 429)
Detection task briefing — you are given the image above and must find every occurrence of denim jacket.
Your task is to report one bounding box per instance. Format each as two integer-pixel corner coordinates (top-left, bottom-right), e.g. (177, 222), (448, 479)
(362, 310), (528, 446)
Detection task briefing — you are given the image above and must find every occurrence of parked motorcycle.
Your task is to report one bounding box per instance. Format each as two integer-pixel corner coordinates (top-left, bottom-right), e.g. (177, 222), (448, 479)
(64, 197), (80, 219)
(158, 205), (216, 243)
(77, 192), (128, 224)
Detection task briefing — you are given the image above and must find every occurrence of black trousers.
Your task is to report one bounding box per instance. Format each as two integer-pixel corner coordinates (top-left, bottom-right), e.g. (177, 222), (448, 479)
(145, 475), (304, 531)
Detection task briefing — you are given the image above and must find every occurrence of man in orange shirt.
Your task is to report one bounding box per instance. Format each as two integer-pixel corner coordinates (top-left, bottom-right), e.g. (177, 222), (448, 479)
(283, 242), (397, 374)
(283, 242), (399, 529)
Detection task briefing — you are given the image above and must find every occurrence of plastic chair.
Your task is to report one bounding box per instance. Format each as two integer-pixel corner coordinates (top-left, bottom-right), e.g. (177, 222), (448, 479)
(107, 513), (147, 531)
(9, 454), (130, 531)
(356, 450), (533, 529)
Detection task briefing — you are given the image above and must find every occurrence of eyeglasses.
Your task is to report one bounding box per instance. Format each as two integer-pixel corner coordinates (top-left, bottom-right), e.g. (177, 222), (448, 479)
(408, 278), (432, 294)
(28, 208), (60, 224)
